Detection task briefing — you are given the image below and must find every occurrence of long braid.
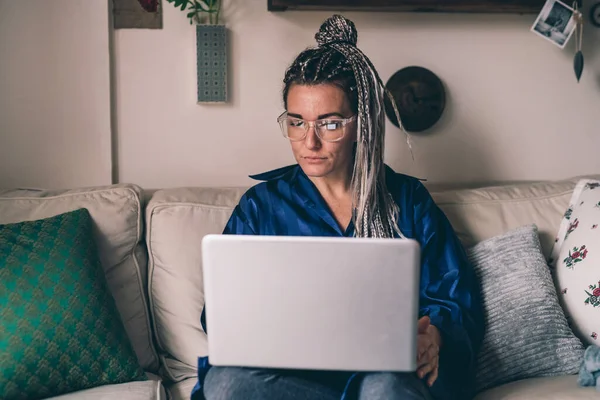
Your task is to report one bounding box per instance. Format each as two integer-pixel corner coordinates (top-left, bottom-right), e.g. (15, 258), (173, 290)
(283, 15), (404, 239)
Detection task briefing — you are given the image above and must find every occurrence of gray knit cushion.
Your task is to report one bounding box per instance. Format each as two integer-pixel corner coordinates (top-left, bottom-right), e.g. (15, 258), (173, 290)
(467, 224), (584, 392)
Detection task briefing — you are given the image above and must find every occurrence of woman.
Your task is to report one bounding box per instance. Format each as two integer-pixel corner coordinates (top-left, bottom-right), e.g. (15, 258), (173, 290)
(193, 14), (484, 400)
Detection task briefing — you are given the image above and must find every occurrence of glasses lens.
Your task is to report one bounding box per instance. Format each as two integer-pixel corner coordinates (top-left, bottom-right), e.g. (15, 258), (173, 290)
(281, 118), (306, 141)
(316, 120), (345, 142)
(278, 114), (351, 143)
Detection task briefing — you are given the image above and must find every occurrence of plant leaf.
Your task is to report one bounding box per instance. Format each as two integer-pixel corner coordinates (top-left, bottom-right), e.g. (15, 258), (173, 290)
(574, 51), (584, 83)
(179, 0), (190, 10)
(165, 0), (188, 10)
(195, 0), (209, 11)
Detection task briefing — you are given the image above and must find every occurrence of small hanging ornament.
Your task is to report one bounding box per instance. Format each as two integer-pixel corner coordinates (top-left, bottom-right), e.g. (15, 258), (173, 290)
(573, 1), (584, 82)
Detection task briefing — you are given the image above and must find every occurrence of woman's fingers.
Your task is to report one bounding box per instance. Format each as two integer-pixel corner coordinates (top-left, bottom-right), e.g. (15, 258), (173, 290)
(426, 343), (439, 362)
(416, 320), (441, 385)
(417, 355), (439, 381)
(417, 342), (438, 366)
(417, 362), (433, 379)
(417, 352), (438, 377)
(417, 316), (430, 333)
(417, 347), (429, 367)
(417, 335), (433, 361)
(427, 364), (439, 387)
(417, 345), (428, 363)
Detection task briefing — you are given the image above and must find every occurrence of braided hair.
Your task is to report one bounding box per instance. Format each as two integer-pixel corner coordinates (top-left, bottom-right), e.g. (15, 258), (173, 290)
(283, 15), (404, 239)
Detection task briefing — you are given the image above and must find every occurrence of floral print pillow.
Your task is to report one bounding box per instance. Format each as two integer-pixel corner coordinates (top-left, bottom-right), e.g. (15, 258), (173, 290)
(550, 179), (600, 346)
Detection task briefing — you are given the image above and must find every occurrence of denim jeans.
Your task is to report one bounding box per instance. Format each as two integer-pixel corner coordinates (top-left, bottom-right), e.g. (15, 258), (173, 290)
(203, 367), (434, 400)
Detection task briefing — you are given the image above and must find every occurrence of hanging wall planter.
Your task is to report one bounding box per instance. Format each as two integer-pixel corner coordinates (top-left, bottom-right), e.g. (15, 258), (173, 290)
(167, 0), (227, 103)
(196, 24), (228, 103)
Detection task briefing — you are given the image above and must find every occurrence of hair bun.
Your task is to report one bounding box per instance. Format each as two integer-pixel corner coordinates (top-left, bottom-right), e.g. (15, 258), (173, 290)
(315, 15), (358, 47)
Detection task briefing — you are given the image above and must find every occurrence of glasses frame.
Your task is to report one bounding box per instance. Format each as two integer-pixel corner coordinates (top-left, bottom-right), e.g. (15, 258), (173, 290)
(277, 111), (357, 143)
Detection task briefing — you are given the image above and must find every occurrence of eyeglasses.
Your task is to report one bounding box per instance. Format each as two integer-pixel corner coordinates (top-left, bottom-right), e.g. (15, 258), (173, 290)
(277, 111), (357, 143)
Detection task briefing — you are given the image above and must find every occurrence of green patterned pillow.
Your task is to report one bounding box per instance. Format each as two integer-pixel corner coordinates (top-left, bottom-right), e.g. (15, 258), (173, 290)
(0, 208), (146, 400)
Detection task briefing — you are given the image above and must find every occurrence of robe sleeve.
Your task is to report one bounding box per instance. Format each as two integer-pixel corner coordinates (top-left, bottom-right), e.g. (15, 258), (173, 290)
(222, 203), (257, 235)
(412, 181), (485, 400)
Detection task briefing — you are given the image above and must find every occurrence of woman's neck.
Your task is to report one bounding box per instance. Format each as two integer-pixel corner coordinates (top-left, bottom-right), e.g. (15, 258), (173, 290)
(308, 165), (353, 202)
(309, 170), (355, 231)
(311, 178), (350, 202)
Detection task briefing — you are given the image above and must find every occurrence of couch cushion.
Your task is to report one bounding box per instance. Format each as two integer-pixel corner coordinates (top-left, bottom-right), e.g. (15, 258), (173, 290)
(466, 225), (584, 393)
(431, 175), (600, 260)
(0, 184), (159, 373)
(473, 375), (598, 399)
(164, 378), (197, 400)
(0, 209), (147, 399)
(549, 179), (600, 346)
(146, 187), (247, 382)
(47, 375), (165, 400)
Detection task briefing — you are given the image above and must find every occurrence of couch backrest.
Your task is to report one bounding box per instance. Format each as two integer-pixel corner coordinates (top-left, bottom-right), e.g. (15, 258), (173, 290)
(0, 184), (160, 374)
(145, 187), (247, 382)
(432, 177), (597, 259)
(144, 175), (599, 384)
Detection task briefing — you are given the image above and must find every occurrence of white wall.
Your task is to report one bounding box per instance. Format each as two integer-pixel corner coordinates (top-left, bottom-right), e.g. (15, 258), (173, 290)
(1, 1), (598, 190)
(0, 0), (112, 189)
(115, 0), (600, 189)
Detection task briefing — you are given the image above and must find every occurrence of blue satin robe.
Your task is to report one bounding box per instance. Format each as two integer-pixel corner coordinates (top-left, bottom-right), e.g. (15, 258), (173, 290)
(192, 164), (484, 400)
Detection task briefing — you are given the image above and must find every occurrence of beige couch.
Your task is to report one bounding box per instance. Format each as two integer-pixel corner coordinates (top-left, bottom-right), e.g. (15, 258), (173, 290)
(1, 175), (599, 400)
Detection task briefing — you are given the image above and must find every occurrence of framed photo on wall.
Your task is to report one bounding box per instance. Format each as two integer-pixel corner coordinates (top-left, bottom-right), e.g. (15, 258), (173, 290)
(530, 0), (578, 48)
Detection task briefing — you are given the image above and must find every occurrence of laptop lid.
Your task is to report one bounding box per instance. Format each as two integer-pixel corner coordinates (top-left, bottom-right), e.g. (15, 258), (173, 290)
(201, 234), (420, 372)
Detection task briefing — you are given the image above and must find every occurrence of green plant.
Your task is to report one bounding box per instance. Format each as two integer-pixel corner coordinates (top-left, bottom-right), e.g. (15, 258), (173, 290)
(166, 0), (222, 25)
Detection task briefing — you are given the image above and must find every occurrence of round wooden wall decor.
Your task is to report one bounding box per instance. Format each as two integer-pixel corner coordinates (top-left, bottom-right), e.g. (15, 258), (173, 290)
(383, 66), (446, 133)
(591, 2), (600, 28)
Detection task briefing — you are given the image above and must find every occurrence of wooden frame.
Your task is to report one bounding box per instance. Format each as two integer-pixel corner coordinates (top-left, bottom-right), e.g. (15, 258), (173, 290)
(268, 0), (549, 14)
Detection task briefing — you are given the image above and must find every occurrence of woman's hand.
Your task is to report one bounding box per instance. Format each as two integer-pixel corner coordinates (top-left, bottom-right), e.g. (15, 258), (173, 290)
(416, 316), (442, 387)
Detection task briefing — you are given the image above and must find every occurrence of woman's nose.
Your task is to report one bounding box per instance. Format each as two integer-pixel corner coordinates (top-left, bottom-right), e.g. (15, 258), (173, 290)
(304, 125), (321, 149)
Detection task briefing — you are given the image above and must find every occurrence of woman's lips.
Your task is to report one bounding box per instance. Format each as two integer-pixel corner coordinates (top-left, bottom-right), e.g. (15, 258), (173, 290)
(304, 156), (326, 163)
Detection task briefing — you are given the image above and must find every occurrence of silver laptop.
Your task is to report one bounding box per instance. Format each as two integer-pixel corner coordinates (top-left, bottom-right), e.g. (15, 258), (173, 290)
(201, 234), (421, 372)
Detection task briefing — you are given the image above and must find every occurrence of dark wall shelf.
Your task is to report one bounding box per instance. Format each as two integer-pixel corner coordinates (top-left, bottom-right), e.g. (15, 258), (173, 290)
(267, 0), (548, 14)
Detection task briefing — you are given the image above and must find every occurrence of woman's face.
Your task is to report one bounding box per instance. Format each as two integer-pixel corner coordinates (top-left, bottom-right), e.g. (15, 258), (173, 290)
(285, 83), (357, 182)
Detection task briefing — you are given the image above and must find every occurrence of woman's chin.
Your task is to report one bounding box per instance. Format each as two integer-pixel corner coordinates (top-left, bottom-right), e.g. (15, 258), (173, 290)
(299, 162), (331, 178)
